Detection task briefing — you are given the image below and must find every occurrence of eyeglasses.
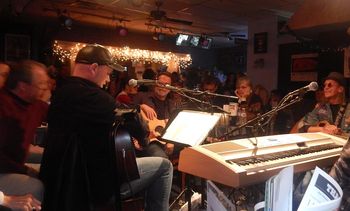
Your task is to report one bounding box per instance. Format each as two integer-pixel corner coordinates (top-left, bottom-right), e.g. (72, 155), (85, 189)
(323, 82), (335, 88)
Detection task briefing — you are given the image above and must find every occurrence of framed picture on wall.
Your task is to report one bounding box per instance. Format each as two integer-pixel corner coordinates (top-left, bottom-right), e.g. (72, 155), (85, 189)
(5, 34), (31, 61)
(254, 32), (268, 54)
(291, 53), (318, 81)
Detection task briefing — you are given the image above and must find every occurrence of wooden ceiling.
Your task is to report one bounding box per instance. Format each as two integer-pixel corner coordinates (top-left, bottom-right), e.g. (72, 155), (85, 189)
(2, 0), (304, 38)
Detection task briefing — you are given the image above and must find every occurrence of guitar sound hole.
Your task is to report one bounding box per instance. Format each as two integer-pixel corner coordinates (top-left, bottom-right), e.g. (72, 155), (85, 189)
(155, 126), (164, 134)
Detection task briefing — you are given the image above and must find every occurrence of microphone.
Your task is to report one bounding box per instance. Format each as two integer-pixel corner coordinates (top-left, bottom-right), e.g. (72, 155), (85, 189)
(289, 81), (318, 95)
(128, 79), (157, 87)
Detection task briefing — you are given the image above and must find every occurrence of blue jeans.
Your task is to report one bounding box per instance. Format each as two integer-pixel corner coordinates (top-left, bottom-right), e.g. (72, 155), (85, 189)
(0, 173), (44, 201)
(120, 157), (173, 211)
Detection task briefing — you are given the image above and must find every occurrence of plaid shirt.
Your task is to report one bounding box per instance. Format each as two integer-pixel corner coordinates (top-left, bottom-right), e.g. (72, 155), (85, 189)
(330, 139), (350, 210)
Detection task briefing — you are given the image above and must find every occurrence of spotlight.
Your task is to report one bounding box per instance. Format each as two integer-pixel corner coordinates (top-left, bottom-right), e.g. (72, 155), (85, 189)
(116, 26), (128, 36)
(152, 32), (165, 41)
(59, 15), (73, 30)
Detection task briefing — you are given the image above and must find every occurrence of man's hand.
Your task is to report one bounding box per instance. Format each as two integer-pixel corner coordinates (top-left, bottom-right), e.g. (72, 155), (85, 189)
(322, 124), (341, 135)
(3, 194), (41, 211)
(140, 104), (157, 120)
(165, 143), (174, 155)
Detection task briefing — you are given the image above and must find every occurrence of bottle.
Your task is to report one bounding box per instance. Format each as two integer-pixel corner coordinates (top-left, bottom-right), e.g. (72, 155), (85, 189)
(237, 107), (247, 125)
(237, 107), (247, 135)
(240, 107), (247, 124)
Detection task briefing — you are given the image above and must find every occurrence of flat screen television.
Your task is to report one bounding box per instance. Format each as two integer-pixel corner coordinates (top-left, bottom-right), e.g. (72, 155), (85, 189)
(176, 34), (190, 46)
(190, 35), (200, 47)
(175, 33), (213, 49)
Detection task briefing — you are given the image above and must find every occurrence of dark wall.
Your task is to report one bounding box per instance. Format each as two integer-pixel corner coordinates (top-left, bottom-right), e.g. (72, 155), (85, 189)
(278, 42), (344, 94)
(0, 19), (218, 70)
(278, 42), (345, 124)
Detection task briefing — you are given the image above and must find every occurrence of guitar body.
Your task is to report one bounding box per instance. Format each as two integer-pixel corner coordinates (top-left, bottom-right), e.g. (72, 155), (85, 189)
(111, 124), (140, 183)
(140, 110), (167, 139)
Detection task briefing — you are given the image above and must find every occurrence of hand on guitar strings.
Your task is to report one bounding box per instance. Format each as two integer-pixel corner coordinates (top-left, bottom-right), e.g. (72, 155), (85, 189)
(165, 143), (174, 155)
(140, 104), (157, 120)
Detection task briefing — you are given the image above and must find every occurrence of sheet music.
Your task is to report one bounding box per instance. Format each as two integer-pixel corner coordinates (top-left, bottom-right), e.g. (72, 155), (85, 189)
(297, 167), (343, 211)
(261, 166), (343, 211)
(162, 110), (222, 146)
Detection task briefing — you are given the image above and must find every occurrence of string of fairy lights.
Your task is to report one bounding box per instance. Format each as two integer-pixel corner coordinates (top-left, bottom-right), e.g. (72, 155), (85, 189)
(52, 40), (192, 69)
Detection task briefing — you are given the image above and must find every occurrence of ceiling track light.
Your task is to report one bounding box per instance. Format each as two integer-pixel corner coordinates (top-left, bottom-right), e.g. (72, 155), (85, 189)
(152, 32), (165, 41)
(116, 26), (128, 36)
(58, 10), (73, 30)
(115, 19), (129, 36)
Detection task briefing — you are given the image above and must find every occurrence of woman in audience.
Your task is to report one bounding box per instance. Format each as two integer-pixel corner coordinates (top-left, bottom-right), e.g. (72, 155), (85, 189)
(235, 76), (263, 121)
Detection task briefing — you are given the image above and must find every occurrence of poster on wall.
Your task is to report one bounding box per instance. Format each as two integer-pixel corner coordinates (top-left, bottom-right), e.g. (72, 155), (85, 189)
(344, 47), (350, 78)
(5, 34), (31, 61)
(291, 53), (318, 81)
(254, 32), (268, 54)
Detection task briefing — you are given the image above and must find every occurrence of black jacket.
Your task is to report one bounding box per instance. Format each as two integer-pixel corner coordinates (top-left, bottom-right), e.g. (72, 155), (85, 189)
(40, 77), (119, 211)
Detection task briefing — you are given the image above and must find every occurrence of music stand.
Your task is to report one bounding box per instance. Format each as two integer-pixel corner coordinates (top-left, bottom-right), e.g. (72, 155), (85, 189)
(164, 110), (222, 211)
(162, 110), (222, 146)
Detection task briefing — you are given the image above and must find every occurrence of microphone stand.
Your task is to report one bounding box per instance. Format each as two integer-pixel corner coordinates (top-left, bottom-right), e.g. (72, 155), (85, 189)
(219, 93), (304, 140)
(160, 84), (236, 114)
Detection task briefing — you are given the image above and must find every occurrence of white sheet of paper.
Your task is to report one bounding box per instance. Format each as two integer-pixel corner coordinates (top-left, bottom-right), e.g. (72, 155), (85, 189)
(162, 110), (222, 146)
(297, 167), (343, 211)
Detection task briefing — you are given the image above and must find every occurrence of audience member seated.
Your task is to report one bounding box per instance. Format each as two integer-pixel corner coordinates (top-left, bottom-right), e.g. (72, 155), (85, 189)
(0, 63), (10, 89)
(0, 60), (49, 201)
(329, 140), (350, 210)
(0, 191), (41, 211)
(268, 89), (294, 134)
(138, 68), (156, 93)
(297, 72), (350, 135)
(40, 44), (173, 211)
(235, 76), (263, 121)
(254, 84), (269, 112)
(201, 75), (227, 108)
(115, 76), (138, 106)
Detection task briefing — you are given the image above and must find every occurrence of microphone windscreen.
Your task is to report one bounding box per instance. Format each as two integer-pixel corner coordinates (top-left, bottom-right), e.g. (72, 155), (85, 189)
(309, 81), (318, 91)
(128, 79), (138, 87)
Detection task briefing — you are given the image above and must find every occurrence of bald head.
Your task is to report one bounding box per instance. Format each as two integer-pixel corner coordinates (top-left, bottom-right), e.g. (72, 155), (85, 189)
(73, 62), (112, 88)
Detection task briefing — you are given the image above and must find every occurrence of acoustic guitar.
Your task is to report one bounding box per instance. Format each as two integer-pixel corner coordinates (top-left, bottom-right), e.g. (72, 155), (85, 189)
(140, 110), (167, 141)
(111, 123), (140, 183)
(140, 110), (175, 155)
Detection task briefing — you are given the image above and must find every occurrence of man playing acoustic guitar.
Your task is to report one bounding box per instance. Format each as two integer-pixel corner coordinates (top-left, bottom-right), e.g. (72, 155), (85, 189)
(298, 72), (350, 135)
(133, 71), (176, 158)
(40, 44), (173, 211)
